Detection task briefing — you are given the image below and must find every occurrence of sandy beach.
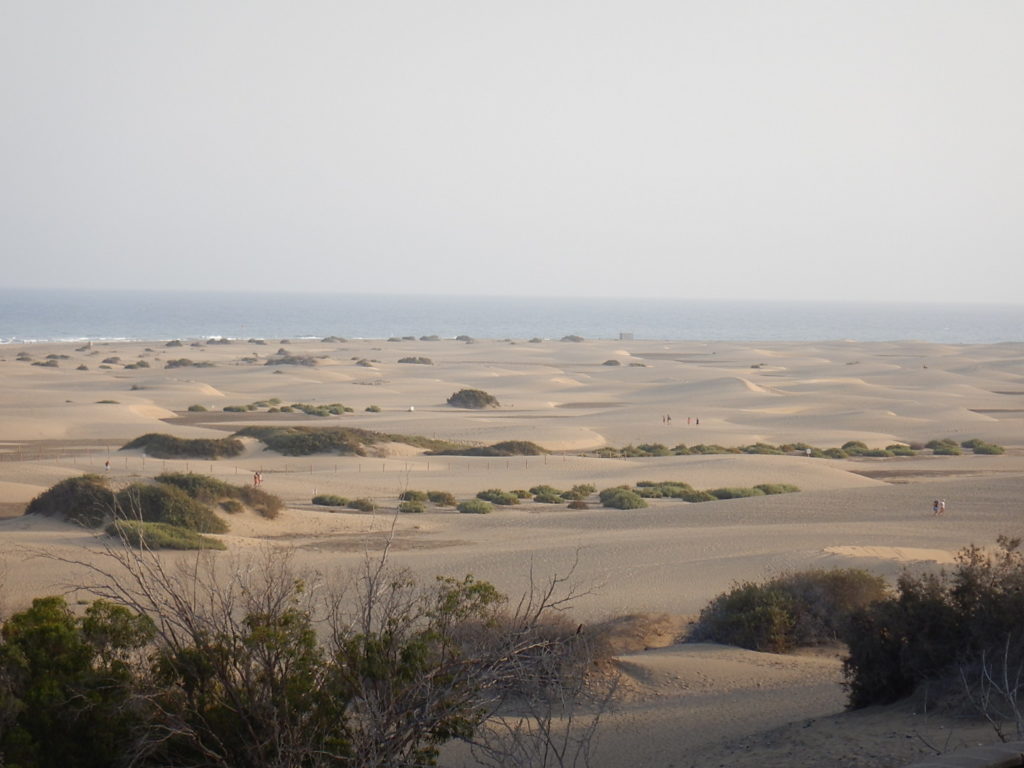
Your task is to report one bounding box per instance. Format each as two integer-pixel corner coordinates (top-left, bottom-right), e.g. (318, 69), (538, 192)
(2, 336), (1023, 767)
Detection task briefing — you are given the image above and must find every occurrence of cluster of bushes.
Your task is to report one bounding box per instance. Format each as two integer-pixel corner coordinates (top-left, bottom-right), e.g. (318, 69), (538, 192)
(398, 356), (433, 365)
(692, 569), (888, 653)
(121, 433), (245, 460)
(447, 388), (500, 409)
(591, 438), (1005, 460)
(0, 561), (602, 768)
(597, 481), (800, 508)
(288, 402), (353, 416)
(235, 426), (459, 456)
(264, 354), (318, 366)
(25, 473), (283, 548)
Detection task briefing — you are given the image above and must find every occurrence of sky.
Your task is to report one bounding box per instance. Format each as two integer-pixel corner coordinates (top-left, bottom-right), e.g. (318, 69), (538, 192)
(1, 2), (1021, 302)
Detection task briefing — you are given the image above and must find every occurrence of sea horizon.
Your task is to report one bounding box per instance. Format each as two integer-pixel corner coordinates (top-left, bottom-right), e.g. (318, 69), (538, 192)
(2, 288), (1022, 345)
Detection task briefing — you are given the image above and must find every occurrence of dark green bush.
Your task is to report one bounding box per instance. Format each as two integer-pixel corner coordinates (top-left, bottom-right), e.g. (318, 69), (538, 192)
(427, 490), (457, 507)
(512, 489), (532, 499)
(398, 357), (433, 365)
(347, 498), (376, 512)
(708, 487), (766, 500)
(399, 490), (428, 502)
(973, 442), (1005, 454)
(841, 441), (869, 456)
(457, 499), (493, 514)
(821, 447), (848, 459)
(398, 500), (426, 514)
(741, 443), (784, 455)
(560, 335), (584, 342)
(106, 520), (226, 550)
(365, 405), (381, 412)
(312, 494), (348, 507)
(32, 359), (59, 367)
(265, 355), (317, 367)
(533, 489), (564, 504)
(25, 474), (115, 528)
(694, 569), (887, 653)
(476, 489), (519, 506)
(187, 404), (209, 412)
(925, 438), (961, 455)
(886, 444), (916, 456)
(121, 433), (244, 460)
(598, 488), (648, 510)
(234, 426), (458, 457)
(843, 537), (1024, 709)
(601, 359), (621, 366)
(427, 440), (547, 457)
(447, 388), (500, 409)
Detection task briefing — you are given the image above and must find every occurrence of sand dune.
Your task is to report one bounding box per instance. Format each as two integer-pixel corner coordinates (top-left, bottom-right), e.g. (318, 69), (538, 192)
(2, 337), (1023, 767)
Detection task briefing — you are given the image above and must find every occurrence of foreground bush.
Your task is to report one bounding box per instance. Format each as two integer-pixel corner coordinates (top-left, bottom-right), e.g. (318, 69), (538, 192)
(116, 483), (228, 533)
(843, 537), (1024, 709)
(427, 490), (457, 506)
(398, 500), (426, 513)
(694, 569), (888, 653)
(121, 433), (244, 460)
(447, 388), (500, 409)
(0, 554), (609, 768)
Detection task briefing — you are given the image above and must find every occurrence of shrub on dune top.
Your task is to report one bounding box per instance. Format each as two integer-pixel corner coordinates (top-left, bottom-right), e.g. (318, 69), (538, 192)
(598, 487), (648, 510)
(458, 499), (493, 514)
(121, 433), (244, 460)
(25, 474), (115, 528)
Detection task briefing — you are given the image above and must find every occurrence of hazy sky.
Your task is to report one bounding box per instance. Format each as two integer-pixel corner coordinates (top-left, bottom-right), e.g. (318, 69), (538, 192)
(2, 2), (1021, 301)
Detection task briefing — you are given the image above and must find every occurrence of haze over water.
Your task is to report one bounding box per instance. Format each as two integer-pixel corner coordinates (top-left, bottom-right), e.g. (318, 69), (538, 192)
(1, 290), (1021, 344)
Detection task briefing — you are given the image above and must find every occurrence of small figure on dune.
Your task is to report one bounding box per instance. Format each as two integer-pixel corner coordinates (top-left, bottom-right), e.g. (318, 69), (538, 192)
(667, 414), (672, 425)
(939, 499), (946, 515)
(254, 471), (260, 487)
(104, 459), (110, 472)
(932, 499), (941, 515)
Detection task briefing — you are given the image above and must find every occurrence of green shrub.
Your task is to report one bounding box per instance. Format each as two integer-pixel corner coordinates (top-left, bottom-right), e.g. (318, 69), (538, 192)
(925, 438), (961, 455)
(533, 489), (564, 504)
(25, 474), (115, 528)
(398, 500), (426, 514)
(601, 359), (621, 366)
(32, 359), (58, 367)
(860, 449), (894, 458)
(106, 520), (226, 550)
(347, 498), (376, 512)
(96, 399), (119, 404)
(973, 442), (1005, 454)
(688, 444), (734, 455)
(398, 357), (433, 365)
(426, 490), (457, 507)
(475, 489), (519, 506)
(427, 440), (547, 457)
(821, 447), (848, 459)
(115, 483), (228, 533)
(886, 444), (916, 456)
(399, 490), (428, 502)
(753, 483), (800, 495)
(741, 443), (784, 455)
(155, 473), (283, 519)
(512, 489), (532, 499)
(457, 499), (493, 514)
(265, 355), (318, 367)
(694, 569), (887, 653)
(121, 433), (244, 460)
(841, 440), (869, 456)
(598, 488), (648, 510)
(960, 438), (986, 450)
(447, 388), (500, 409)
(312, 494), (348, 507)
(76, 364), (88, 370)
(708, 487), (765, 500)
(187, 404), (209, 412)
(365, 405), (381, 412)
(529, 484), (563, 497)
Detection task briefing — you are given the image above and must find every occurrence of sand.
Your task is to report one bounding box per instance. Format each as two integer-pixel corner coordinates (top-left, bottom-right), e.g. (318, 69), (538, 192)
(2, 336), (1023, 766)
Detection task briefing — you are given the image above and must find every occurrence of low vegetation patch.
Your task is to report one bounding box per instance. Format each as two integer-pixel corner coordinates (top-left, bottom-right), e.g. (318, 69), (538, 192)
(475, 489), (520, 506)
(398, 356), (433, 365)
(155, 472), (283, 520)
(106, 520), (226, 550)
(121, 433), (245, 460)
(25, 475), (115, 528)
(312, 494), (348, 507)
(427, 490), (457, 506)
(234, 426), (461, 457)
(347, 498), (377, 512)
(398, 500), (426, 513)
(598, 487), (648, 510)
(427, 440), (547, 457)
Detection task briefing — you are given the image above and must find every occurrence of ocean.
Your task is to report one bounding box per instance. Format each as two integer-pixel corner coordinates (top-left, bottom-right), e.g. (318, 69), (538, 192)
(1, 289), (1022, 344)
